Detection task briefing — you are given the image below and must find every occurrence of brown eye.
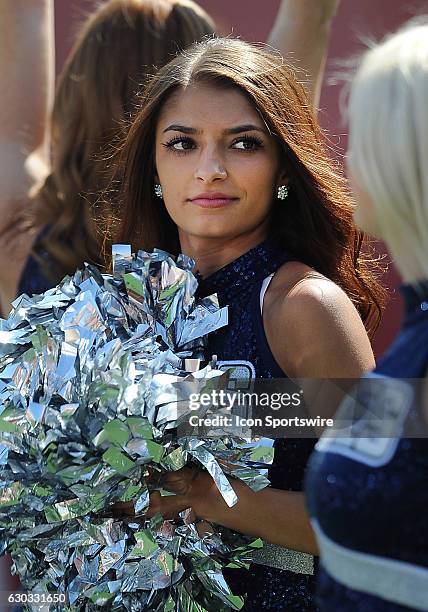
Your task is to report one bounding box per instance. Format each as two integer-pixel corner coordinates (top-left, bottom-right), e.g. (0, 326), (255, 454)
(163, 137), (196, 152)
(232, 135), (263, 151)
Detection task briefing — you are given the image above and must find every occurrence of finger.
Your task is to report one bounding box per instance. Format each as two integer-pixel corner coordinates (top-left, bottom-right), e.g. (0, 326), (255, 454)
(162, 466), (198, 491)
(146, 491), (191, 519)
(146, 466), (163, 487)
(0, 220), (25, 240)
(0, 210), (25, 230)
(18, 220), (37, 233)
(110, 501), (136, 517)
(146, 490), (162, 515)
(196, 520), (215, 537)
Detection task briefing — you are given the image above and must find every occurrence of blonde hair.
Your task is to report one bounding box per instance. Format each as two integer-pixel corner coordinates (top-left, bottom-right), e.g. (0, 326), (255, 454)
(347, 20), (428, 282)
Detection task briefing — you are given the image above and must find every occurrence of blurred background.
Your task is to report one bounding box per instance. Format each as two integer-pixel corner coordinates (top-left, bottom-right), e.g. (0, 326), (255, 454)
(2, 0), (428, 603)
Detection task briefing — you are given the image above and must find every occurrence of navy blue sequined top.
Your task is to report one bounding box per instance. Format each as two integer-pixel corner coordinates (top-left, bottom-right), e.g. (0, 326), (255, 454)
(18, 253), (52, 298)
(18, 225), (54, 297)
(197, 240), (318, 611)
(305, 281), (428, 611)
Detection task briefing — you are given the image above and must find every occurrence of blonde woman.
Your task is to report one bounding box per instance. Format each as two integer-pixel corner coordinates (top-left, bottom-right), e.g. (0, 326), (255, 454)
(305, 21), (428, 612)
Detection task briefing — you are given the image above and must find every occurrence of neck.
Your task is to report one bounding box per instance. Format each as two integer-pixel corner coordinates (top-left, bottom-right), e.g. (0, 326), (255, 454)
(179, 226), (269, 278)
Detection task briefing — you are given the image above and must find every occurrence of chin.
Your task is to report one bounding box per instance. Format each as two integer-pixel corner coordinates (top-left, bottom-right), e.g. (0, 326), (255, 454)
(183, 222), (241, 240)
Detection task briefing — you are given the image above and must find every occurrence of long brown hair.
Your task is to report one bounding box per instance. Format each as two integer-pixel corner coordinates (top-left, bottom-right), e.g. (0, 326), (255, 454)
(33, 0), (215, 281)
(112, 38), (385, 334)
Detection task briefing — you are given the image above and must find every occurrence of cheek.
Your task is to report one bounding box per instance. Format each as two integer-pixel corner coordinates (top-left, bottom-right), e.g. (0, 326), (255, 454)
(352, 184), (381, 238)
(240, 157), (277, 200)
(347, 165), (381, 238)
(156, 149), (177, 186)
(162, 189), (184, 226)
(353, 200), (372, 233)
(156, 152), (187, 208)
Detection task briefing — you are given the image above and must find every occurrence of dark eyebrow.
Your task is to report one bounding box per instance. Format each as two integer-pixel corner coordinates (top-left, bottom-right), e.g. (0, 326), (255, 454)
(224, 124), (267, 135)
(163, 124), (200, 134)
(162, 123), (267, 135)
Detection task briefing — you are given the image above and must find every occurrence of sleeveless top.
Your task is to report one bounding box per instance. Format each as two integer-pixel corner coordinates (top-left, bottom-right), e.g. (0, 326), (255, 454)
(305, 281), (428, 611)
(197, 240), (318, 611)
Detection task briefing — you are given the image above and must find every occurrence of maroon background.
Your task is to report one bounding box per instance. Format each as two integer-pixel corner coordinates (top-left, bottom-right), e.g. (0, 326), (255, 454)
(53, 0), (428, 356)
(2, 1), (427, 595)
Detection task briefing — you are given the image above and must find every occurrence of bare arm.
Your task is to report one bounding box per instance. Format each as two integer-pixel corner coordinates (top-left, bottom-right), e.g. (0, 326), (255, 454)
(267, 0), (341, 108)
(0, 0), (54, 314)
(116, 275), (374, 555)
(145, 469), (318, 553)
(0, 0), (54, 204)
(266, 274), (375, 379)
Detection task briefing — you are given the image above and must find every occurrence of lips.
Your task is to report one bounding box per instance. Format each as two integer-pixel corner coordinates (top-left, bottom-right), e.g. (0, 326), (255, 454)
(189, 193), (239, 209)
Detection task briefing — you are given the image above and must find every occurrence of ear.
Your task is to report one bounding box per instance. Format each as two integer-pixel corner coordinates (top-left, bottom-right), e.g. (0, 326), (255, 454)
(154, 171), (160, 183)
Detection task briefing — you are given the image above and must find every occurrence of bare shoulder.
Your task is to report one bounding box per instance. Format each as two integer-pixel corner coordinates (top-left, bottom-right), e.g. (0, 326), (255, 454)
(263, 261), (375, 378)
(270, 261), (360, 322)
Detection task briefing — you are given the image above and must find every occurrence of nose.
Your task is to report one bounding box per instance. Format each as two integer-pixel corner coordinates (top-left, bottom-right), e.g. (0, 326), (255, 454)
(194, 147), (227, 183)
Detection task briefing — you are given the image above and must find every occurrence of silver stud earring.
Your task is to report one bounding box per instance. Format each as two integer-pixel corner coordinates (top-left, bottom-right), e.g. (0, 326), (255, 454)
(154, 184), (163, 199)
(277, 185), (289, 200)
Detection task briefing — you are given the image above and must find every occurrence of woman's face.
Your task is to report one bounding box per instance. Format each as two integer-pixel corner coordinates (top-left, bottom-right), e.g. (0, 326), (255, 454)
(155, 82), (285, 246)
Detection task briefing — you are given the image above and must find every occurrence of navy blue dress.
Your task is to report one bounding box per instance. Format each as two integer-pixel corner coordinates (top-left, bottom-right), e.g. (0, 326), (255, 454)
(197, 240), (318, 611)
(305, 281), (428, 611)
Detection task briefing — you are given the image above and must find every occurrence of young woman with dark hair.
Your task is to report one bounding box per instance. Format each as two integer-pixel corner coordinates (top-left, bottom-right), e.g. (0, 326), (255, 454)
(0, 0), (341, 316)
(110, 37), (385, 610)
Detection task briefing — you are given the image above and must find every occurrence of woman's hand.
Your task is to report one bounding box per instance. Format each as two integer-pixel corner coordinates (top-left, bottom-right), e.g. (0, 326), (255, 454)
(110, 466), (318, 553)
(111, 467), (220, 521)
(150, 467), (218, 519)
